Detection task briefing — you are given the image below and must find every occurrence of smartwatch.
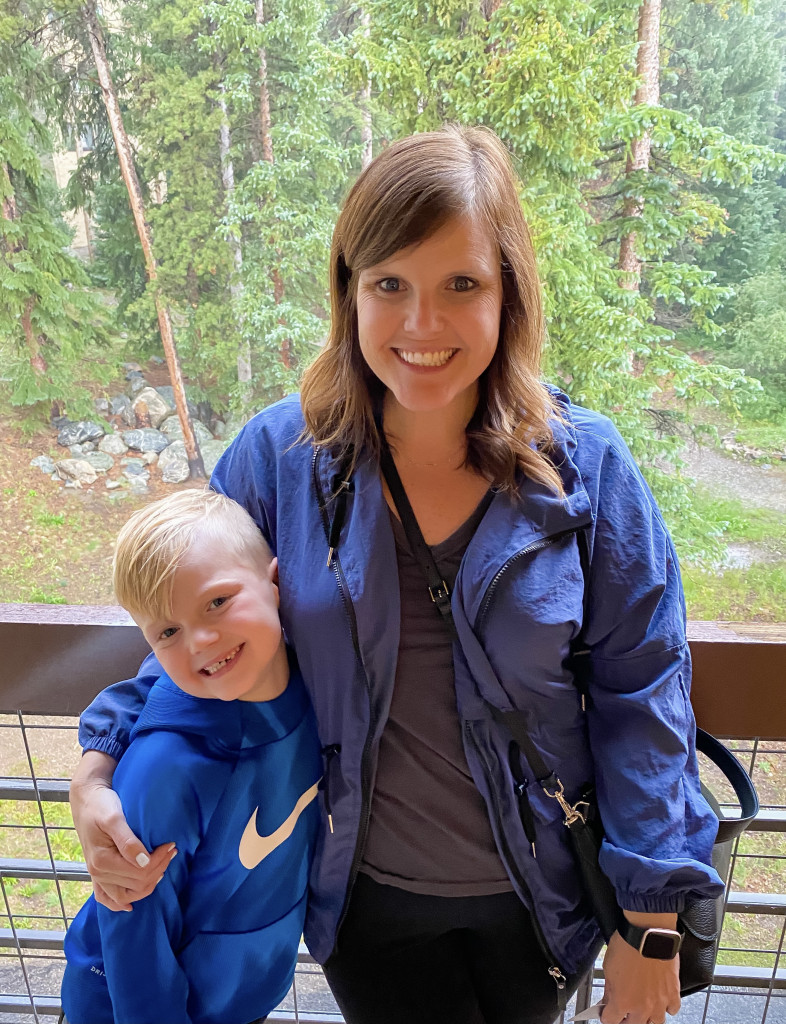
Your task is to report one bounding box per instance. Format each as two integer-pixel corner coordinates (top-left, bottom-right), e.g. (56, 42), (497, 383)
(617, 919), (683, 960)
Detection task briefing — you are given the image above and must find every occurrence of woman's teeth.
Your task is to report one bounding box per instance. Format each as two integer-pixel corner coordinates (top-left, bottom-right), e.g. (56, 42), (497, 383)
(397, 349), (456, 367)
(203, 646), (241, 675)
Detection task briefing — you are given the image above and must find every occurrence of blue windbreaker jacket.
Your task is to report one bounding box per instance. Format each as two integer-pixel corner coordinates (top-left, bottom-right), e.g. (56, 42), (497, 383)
(79, 388), (723, 989)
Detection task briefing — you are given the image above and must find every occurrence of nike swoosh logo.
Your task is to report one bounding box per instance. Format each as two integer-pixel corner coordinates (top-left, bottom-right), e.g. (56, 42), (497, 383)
(238, 780), (320, 870)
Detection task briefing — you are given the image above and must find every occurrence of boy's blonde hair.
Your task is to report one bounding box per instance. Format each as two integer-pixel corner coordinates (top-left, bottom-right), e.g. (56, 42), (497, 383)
(113, 489), (272, 621)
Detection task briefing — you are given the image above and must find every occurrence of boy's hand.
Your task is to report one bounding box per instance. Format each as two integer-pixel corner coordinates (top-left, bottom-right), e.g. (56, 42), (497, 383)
(70, 751), (176, 911)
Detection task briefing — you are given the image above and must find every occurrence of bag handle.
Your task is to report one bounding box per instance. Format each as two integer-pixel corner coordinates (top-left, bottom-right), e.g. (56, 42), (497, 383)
(695, 727), (759, 843)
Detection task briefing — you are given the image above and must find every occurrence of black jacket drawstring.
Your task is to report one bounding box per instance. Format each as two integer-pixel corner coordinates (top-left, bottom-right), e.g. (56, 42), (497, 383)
(320, 744), (342, 833)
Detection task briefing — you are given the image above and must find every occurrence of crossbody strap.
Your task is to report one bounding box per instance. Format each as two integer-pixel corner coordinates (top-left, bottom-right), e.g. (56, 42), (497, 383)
(379, 438), (458, 639)
(378, 441), (758, 837)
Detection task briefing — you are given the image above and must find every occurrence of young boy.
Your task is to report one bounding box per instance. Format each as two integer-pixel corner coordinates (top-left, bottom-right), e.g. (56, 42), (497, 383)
(61, 489), (322, 1024)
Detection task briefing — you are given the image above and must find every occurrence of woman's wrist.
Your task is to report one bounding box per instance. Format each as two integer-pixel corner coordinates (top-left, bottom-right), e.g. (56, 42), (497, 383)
(622, 909), (679, 930)
(72, 750), (117, 792)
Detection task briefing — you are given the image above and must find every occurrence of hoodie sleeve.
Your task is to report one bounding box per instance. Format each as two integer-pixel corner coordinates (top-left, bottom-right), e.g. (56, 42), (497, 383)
(580, 429), (724, 913)
(95, 731), (229, 1024)
(78, 651), (161, 761)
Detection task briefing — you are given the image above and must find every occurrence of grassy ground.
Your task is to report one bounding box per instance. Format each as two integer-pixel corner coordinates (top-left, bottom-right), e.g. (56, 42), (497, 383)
(680, 491), (786, 620)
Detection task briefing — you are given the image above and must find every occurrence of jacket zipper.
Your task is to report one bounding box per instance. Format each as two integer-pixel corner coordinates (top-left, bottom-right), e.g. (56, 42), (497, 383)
(471, 526), (583, 1000)
(476, 527), (581, 632)
(312, 447), (378, 945)
(467, 722), (567, 999)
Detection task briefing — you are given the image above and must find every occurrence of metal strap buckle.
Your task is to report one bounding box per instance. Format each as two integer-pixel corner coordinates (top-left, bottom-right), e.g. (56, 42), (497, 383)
(544, 778), (588, 826)
(429, 581), (450, 603)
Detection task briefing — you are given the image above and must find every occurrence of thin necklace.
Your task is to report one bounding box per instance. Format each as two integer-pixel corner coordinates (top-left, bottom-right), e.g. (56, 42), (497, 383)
(387, 438), (468, 469)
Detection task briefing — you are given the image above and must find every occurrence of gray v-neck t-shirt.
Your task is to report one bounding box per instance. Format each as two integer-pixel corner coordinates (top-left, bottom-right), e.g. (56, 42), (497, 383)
(359, 494), (513, 896)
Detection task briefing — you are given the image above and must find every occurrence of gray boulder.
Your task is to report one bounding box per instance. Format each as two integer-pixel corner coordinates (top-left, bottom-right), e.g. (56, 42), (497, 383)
(121, 458), (148, 477)
(133, 387), (174, 429)
(83, 451), (115, 474)
(99, 433), (128, 456)
(128, 376), (148, 397)
(159, 414), (213, 445)
(122, 428), (170, 454)
(158, 441), (189, 484)
(94, 397), (110, 417)
(54, 459), (98, 486)
(109, 395), (135, 427)
(199, 439), (228, 476)
(57, 421), (105, 447)
(128, 472), (150, 493)
(30, 455), (56, 475)
(155, 387), (199, 421)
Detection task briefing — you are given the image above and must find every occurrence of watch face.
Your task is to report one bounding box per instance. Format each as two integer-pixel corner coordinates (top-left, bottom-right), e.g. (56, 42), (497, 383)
(641, 929), (682, 960)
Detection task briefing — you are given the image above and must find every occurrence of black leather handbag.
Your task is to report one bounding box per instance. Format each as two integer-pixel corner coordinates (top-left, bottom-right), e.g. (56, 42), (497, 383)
(493, 708), (759, 996)
(380, 442), (760, 996)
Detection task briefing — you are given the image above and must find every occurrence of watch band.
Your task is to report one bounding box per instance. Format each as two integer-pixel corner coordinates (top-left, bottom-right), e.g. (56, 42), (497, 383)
(618, 919), (683, 960)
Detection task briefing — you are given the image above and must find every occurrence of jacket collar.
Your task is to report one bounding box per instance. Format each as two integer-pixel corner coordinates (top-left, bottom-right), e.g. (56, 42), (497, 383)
(313, 386), (592, 649)
(457, 388), (593, 626)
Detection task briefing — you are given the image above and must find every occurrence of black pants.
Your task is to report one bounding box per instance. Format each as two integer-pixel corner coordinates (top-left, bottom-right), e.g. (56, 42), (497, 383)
(323, 874), (573, 1024)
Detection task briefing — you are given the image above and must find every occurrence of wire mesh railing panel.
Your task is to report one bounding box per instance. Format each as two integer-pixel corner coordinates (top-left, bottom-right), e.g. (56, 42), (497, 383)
(1, 709), (785, 1023)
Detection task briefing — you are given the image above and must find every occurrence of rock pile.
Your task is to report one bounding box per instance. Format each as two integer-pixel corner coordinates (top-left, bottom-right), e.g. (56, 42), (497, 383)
(30, 364), (232, 498)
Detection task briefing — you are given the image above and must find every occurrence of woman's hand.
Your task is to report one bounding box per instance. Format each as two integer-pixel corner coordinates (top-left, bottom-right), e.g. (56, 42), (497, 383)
(600, 913), (681, 1024)
(70, 751), (177, 912)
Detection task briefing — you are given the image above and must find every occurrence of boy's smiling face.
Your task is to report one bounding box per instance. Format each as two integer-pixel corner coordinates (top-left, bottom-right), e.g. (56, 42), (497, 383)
(134, 533), (288, 703)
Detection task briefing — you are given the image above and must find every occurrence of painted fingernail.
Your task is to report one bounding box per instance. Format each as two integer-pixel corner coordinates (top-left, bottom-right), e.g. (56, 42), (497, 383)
(169, 849), (178, 861)
(155, 874), (164, 886)
(167, 843), (176, 853)
(136, 852), (150, 867)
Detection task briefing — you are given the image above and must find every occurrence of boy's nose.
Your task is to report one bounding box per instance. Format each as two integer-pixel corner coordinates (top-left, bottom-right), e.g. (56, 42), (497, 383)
(188, 626), (220, 654)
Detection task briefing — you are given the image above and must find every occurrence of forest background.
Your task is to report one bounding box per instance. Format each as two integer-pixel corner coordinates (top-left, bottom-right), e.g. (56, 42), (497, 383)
(3, 0), (786, 619)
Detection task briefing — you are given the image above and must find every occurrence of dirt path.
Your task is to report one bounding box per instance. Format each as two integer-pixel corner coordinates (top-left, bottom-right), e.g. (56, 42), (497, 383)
(681, 443), (786, 514)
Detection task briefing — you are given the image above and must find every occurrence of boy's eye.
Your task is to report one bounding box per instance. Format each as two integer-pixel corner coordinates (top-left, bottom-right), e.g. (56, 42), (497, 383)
(159, 626), (178, 640)
(210, 596), (228, 609)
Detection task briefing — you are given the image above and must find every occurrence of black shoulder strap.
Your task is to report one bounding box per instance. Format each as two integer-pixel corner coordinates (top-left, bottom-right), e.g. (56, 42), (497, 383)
(379, 438), (458, 639)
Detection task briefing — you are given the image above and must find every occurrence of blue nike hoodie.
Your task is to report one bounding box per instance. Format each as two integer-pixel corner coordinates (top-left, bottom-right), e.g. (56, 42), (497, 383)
(62, 665), (321, 1024)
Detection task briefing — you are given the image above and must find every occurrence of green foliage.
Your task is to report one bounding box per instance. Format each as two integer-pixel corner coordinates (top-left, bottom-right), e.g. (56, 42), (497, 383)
(0, 0), (113, 420)
(6, 0), (786, 565)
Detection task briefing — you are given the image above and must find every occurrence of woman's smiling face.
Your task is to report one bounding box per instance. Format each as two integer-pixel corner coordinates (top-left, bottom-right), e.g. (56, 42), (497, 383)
(355, 215), (503, 418)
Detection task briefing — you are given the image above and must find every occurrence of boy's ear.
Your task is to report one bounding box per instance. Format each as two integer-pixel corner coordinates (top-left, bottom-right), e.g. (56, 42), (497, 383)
(267, 557), (279, 587)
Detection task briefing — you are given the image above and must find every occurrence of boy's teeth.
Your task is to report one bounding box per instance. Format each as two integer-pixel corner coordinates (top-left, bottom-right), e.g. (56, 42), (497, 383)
(398, 349), (456, 367)
(204, 646), (240, 675)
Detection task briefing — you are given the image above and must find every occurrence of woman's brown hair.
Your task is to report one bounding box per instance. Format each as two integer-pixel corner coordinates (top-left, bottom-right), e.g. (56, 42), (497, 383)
(299, 123), (563, 494)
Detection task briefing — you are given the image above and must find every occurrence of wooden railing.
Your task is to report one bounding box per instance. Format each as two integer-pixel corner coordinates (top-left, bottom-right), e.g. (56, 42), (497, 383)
(1, 606), (785, 1022)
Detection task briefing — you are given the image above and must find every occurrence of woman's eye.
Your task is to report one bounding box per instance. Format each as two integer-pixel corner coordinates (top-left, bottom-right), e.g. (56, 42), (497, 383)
(210, 596), (228, 609)
(378, 278), (401, 293)
(160, 626), (178, 640)
(452, 276), (476, 292)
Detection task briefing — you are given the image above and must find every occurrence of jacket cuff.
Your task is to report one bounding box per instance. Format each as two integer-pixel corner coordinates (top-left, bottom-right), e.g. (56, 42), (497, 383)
(81, 736), (126, 763)
(617, 891), (688, 914)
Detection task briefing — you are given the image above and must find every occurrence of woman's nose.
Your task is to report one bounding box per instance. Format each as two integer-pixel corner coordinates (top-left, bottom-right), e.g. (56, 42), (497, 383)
(404, 293), (443, 336)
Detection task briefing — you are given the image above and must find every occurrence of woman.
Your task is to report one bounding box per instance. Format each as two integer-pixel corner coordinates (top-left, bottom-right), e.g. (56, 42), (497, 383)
(71, 125), (723, 1024)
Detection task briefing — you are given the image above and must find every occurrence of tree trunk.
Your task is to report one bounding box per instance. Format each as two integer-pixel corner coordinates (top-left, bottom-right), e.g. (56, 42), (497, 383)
(255, 0), (273, 165)
(82, 0), (204, 478)
(360, 10), (372, 168)
(218, 84), (252, 389)
(2, 164), (47, 375)
(618, 0), (661, 291)
(481, 0), (504, 17)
